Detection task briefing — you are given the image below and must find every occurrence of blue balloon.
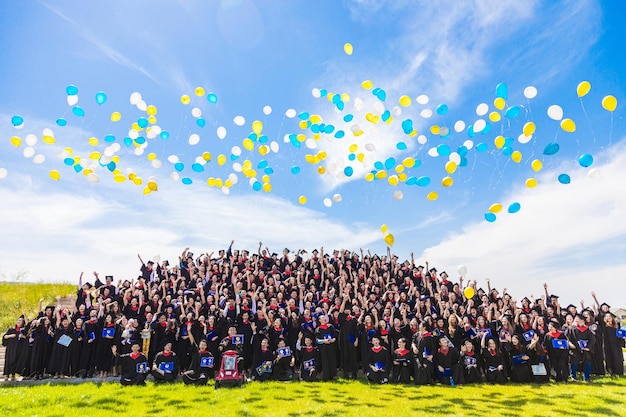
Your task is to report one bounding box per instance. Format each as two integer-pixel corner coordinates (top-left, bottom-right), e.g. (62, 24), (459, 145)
(348, 153), (356, 161)
(416, 176), (431, 187)
(476, 143), (488, 152)
(230, 154), (239, 161)
(384, 157), (396, 170)
(207, 93), (218, 104)
(264, 167), (274, 175)
(160, 131), (170, 140)
(437, 144), (451, 156)
(252, 181), (262, 191)
(543, 143), (560, 156)
(95, 91), (107, 105)
(578, 153), (593, 168)
(495, 83), (508, 99)
(56, 118), (67, 127)
(344, 166), (354, 177)
(484, 213), (497, 223)
(319, 89), (327, 97)
(323, 124), (335, 134)
(467, 125), (475, 138)
(504, 137), (514, 147)
(457, 146), (468, 157)
(336, 101), (345, 111)
(74, 164), (83, 173)
(334, 130), (345, 139)
(298, 112), (310, 120)
(343, 114), (354, 123)
(174, 162), (184, 172)
(381, 110), (391, 122)
(413, 159), (422, 168)
(502, 146), (513, 156)
(11, 115), (24, 126)
(137, 117), (148, 128)
(192, 163), (204, 172)
(123, 137), (132, 147)
(374, 161), (384, 170)
(459, 157), (469, 167)
(196, 118), (206, 128)
(257, 160), (268, 169)
(406, 176), (417, 186)
(104, 134), (115, 142)
(311, 124), (320, 134)
(107, 161), (116, 172)
(182, 177), (192, 185)
(376, 89), (386, 101)
(290, 166), (301, 175)
(558, 174), (571, 184)
(66, 85), (78, 95)
(63, 157), (74, 166)
(401, 119), (413, 133)
(72, 106), (85, 117)
(481, 122), (492, 134)
(508, 202), (521, 214)
(504, 106), (521, 118)
(436, 104), (448, 115)
(396, 142), (407, 151)
(135, 137), (145, 145)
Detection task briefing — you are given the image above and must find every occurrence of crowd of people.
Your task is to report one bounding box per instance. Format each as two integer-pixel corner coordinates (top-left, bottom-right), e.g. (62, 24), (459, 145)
(3, 242), (625, 386)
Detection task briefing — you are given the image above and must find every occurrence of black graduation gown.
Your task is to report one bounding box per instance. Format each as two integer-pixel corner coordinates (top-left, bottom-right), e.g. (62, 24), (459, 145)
(367, 346), (390, 383)
(47, 324), (74, 376)
(460, 351), (482, 383)
(338, 314), (359, 377)
(95, 323), (119, 372)
(69, 327), (85, 376)
(588, 322), (605, 375)
(391, 348), (412, 384)
(183, 347), (214, 384)
(78, 319), (99, 376)
(252, 348), (275, 381)
(152, 351), (179, 382)
(118, 351), (149, 385)
(412, 332), (437, 385)
(603, 326), (625, 376)
(315, 324), (337, 381)
(236, 319), (254, 371)
(434, 347), (462, 385)
(273, 348), (294, 381)
(481, 348), (507, 383)
(2, 327), (27, 376)
(505, 344), (532, 382)
(299, 346), (319, 382)
(446, 326), (466, 349)
(29, 323), (52, 376)
(358, 324), (377, 374)
(544, 331), (569, 382)
(566, 325), (595, 365)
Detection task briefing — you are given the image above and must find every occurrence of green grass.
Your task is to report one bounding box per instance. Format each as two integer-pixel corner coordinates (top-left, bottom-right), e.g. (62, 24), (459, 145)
(0, 282), (76, 331)
(0, 377), (624, 417)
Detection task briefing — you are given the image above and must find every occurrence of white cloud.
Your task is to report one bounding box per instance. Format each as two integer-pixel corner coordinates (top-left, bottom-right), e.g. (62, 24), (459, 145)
(419, 139), (626, 308)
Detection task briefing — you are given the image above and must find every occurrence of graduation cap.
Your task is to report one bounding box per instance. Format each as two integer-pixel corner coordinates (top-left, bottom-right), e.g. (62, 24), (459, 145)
(429, 267), (437, 272)
(271, 253), (278, 257)
(521, 297), (531, 304)
(550, 294), (559, 299)
(283, 248), (290, 253)
(147, 260), (154, 265)
(440, 271), (448, 277)
(417, 265), (424, 269)
(600, 302), (611, 309)
(565, 304), (577, 312)
(312, 249), (319, 254)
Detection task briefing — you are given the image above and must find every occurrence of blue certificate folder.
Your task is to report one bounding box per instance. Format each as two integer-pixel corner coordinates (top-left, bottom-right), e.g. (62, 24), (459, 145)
(523, 330), (535, 342)
(136, 362), (148, 374)
(552, 339), (568, 349)
(303, 359), (315, 370)
(617, 329), (626, 339)
(478, 328), (492, 338)
(158, 361), (174, 372)
(277, 347), (292, 357)
(464, 356), (477, 367)
(200, 357), (214, 368)
(512, 354), (527, 365)
(578, 340), (589, 350)
(57, 334), (73, 347)
(102, 327), (115, 338)
(232, 334), (244, 345)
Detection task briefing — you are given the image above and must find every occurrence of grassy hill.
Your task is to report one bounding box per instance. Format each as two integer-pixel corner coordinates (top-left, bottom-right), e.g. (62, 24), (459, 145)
(0, 282), (76, 331)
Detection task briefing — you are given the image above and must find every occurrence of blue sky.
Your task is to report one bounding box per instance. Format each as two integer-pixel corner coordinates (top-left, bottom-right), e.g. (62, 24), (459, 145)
(1, 0), (625, 307)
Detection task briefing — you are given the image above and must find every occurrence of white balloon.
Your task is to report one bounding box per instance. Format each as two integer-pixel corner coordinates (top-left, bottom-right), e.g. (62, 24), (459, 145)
(151, 159), (162, 168)
(228, 173), (238, 184)
(23, 147), (35, 158)
(231, 146), (242, 156)
(476, 103), (489, 116)
(417, 135), (428, 145)
(353, 98), (363, 111)
(146, 129), (157, 139)
(188, 133), (200, 146)
(136, 100), (147, 111)
(191, 107), (202, 118)
(67, 95), (79, 106)
(222, 186), (230, 195)
(263, 105), (272, 115)
(111, 143), (121, 152)
(392, 106), (402, 116)
(393, 190), (403, 200)
(167, 155), (179, 163)
(0, 168), (7, 179)
(249, 178), (258, 187)
(523, 86), (537, 99)
(33, 154), (45, 164)
(42, 128), (54, 137)
(323, 198), (332, 208)
(518, 133), (532, 144)
(283, 134), (291, 143)
(427, 147), (439, 157)
(104, 147), (115, 157)
(270, 141), (279, 153)
(439, 127), (449, 136)
(416, 94), (429, 105)
(285, 109), (296, 118)
(130, 92), (142, 105)
(333, 193), (342, 203)
(128, 130), (139, 140)
(134, 147), (144, 156)
(305, 139), (317, 149)
(454, 120), (466, 133)
(463, 139), (474, 150)
(217, 126), (227, 140)
(232, 163), (242, 172)
(87, 173), (99, 183)
(373, 101), (385, 114)
(547, 105), (563, 121)
(311, 88), (321, 98)
(588, 168), (600, 178)
(233, 115), (245, 126)
(365, 143), (376, 152)
(458, 265), (468, 277)
(151, 125), (162, 135)
(170, 172), (180, 181)
(473, 119), (486, 132)
(449, 152), (461, 164)
(420, 109), (432, 119)
(25, 134), (37, 146)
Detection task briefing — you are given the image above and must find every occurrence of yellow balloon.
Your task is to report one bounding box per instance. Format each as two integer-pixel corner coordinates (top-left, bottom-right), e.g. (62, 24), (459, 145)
(147, 116), (157, 125)
(349, 143), (358, 153)
(399, 95), (411, 107)
(489, 203), (502, 213)
(494, 97), (506, 110)
(445, 161), (457, 175)
(525, 178), (537, 188)
(202, 151), (212, 161)
(42, 135), (56, 145)
(365, 172), (375, 181)
(317, 166), (325, 174)
(242, 138), (255, 151)
(426, 191), (438, 201)
(110, 111), (122, 122)
(146, 105), (157, 116)
(252, 120), (263, 135)
(10, 136), (21, 147)
(181, 95), (190, 105)
(398, 173), (407, 182)
(133, 177), (143, 186)
(195, 87), (205, 97)
(207, 178), (216, 187)
(217, 154), (226, 166)
(441, 176), (453, 187)
(64, 147), (73, 156)
(49, 170), (60, 181)
(344, 43), (353, 55)
(298, 195), (307, 205)
(128, 173), (136, 180)
(262, 183), (272, 192)
(488, 111), (501, 122)
(296, 134), (306, 142)
(89, 151), (101, 160)
(511, 150), (522, 163)
(357, 153), (365, 162)
(375, 170), (387, 179)
(523, 122), (536, 137)
(88, 137), (99, 146)
(531, 159), (542, 172)
(215, 178), (223, 188)
(148, 181), (158, 191)
(402, 157), (415, 168)
(111, 155), (120, 164)
(361, 80), (373, 90)
(147, 153), (157, 161)
(341, 93), (350, 102)
(258, 145), (269, 156)
(298, 120), (309, 129)
(113, 174), (126, 183)
(380, 224), (388, 233)
(560, 118), (576, 133)
(494, 135), (505, 149)
(602, 95), (617, 112)
(576, 81), (591, 98)
(395, 165), (404, 174)
(430, 125), (440, 135)
(309, 114), (322, 124)
(261, 174), (270, 183)
(384, 233), (395, 246)
(388, 175), (398, 186)
(464, 287), (475, 299)
(143, 187), (152, 195)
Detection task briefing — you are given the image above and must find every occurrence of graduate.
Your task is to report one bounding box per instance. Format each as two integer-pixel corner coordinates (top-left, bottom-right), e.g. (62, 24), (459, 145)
(434, 336), (462, 386)
(391, 337), (412, 384)
(151, 341), (180, 383)
(505, 334), (532, 383)
(273, 337), (295, 381)
(28, 317), (53, 380)
(602, 312), (625, 377)
(218, 326), (245, 376)
(182, 323), (214, 385)
(2, 317), (28, 380)
(78, 310), (99, 378)
(411, 321), (437, 385)
(367, 335), (390, 384)
(298, 335), (319, 382)
(47, 314), (74, 378)
(481, 333), (507, 384)
(314, 314), (337, 381)
(460, 339), (481, 384)
(566, 314), (595, 382)
(95, 313), (119, 378)
(338, 296), (359, 379)
(544, 320), (569, 383)
(251, 337), (274, 382)
(112, 342), (148, 385)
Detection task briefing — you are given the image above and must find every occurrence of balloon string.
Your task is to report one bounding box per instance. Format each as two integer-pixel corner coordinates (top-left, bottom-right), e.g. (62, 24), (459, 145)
(578, 99), (597, 145)
(608, 113), (613, 148)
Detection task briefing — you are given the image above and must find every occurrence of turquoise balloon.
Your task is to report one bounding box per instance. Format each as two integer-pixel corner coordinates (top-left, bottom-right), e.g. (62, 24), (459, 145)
(290, 166), (301, 174)
(401, 119), (413, 133)
(230, 154), (239, 161)
(543, 143), (560, 156)
(95, 91), (107, 105)
(348, 153), (356, 161)
(480, 122), (491, 134)
(381, 110), (391, 122)
(558, 174), (571, 184)
(11, 115), (24, 126)
(436, 104), (448, 115)
(467, 125), (475, 138)
(504, 106), (520, 118)
(484, 213), (497, 222)
(252, 181), (262, 191)
(437, 144), (451, 156)
(495, 83), (508, 99)
(396, 142), (407, 151)
(459, 157), (468, 167)
(66, 85), (78, 95)
(135, 137), (145, 145)
(319, 89), (327, 97)
(56, 118), (67, 127)
(264, 167), (273, 175)
(298, 112), (310, 120)
(259, 135), (268, 143)
(384, 157), (396, 170)
(174, 162), (184, 172)
(74, 164), (83, 173)
(64, 157), (74, 166)
(207, 93), (218, 104)
(137, 117), (148, 128)
(406, 176), (417, 186)
(502, 146), (513, 156)
(578, 153), (593, 167)
(104, 134), (115, 142)
(257, 160), (268, 169)
(334, 130), (345, 138)
(374, 161), (384, 170)
(476, 143), (488, 152)
(123, 137), (132, 147)
(196, 118), (206, 128)
(343, 114), (353, 122)
(191, 163), (204, 172)
(344, 166), (354, 177)
(508, 202), (521, 213)
(160, 131), (170, 140)
(72, 106), (85, 117)
(336, 101), (344, 111)
(311, 124), (320, 134)
(107, 161), (116, 172)
(416, 176), (431, 187)
(323, 124), (335, 134)
(182, 177), (192, 185)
